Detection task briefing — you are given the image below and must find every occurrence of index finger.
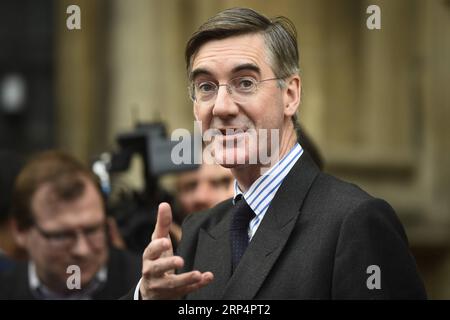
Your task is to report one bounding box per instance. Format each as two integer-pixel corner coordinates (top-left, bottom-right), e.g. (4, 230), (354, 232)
(152, 202), (173, 240)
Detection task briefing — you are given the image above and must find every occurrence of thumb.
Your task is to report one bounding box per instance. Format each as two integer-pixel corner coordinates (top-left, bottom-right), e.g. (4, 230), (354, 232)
(152, 202), (173, 240)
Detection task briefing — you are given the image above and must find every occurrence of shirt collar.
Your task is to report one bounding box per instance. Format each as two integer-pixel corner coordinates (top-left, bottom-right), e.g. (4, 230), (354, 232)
(233, 142), (303, 216)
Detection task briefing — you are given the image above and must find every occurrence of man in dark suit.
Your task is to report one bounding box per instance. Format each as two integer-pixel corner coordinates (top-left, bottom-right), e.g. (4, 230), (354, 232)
(133, 7), (426, 299)
(0, 247), (141, 300)
(0, 151), (141, 299)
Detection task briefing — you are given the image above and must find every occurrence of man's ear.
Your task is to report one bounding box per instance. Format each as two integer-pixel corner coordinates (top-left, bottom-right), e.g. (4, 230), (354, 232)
(10, 218), (28, 248)
(283, 75), (301, 117)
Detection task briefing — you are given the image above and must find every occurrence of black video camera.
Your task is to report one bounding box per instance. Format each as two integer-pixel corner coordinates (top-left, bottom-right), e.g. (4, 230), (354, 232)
(93, 122), (199, 254)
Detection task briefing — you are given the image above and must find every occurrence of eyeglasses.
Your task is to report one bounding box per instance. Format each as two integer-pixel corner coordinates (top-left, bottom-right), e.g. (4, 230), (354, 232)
(33, 221), (106, 249)
(189, 76), (282, 104)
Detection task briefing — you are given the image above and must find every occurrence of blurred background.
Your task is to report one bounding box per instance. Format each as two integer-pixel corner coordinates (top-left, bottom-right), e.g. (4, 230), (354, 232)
(0, 0), (449, 298)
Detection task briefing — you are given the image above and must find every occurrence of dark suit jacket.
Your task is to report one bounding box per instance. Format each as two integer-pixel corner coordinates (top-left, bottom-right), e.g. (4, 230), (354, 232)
(176, 152), (426, 299)
(0, 247), (141, 300)
(0, 253), (15, 273)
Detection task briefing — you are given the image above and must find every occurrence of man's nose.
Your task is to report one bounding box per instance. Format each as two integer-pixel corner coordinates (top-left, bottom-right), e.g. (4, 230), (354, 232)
(212, 85), (239, 118)
(71, 232), (91, 257)
(193, 183), (214, 210)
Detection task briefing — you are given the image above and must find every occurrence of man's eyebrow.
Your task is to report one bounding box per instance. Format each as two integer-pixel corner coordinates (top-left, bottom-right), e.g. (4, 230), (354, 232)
(231, 63), (261, 75)
(190, 63), (261, 81)
(190, 68), (212, 81)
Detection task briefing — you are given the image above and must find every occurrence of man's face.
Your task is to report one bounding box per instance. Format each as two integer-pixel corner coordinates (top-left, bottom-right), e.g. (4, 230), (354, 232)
(191, 33), (299, 169)
(21, 178), (108, 293)
(177, 164), (234, 216)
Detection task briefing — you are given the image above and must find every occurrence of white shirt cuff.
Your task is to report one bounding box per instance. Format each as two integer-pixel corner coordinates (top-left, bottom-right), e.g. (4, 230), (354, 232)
(133, 278), (142, 300)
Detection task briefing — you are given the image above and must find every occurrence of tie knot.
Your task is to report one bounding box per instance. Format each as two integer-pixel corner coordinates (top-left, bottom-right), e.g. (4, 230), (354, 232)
(230, 196), (255, 231)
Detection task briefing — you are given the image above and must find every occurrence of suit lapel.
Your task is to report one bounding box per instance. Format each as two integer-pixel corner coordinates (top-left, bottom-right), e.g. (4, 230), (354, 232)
(222, 152), (320, 299)
(188, 201), (233, 299)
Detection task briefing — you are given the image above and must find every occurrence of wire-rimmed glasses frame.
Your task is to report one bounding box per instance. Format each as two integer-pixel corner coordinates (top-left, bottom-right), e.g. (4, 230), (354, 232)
(188, 76), (282, 104)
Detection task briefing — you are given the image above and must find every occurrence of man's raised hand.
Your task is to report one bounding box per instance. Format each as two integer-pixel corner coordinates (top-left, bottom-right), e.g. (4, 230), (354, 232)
(140, 202), (213, 299)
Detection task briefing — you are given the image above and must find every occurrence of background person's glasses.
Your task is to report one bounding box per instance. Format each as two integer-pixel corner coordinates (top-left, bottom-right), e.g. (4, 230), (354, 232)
(33, 221), (106, 249)
(189, 76), (281, 104)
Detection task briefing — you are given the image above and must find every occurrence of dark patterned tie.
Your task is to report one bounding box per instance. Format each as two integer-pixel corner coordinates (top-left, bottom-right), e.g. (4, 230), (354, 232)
(230, 195), (255, 272)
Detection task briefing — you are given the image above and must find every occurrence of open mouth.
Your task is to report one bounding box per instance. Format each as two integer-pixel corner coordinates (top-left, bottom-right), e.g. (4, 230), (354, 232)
(218, 128), (248, 136)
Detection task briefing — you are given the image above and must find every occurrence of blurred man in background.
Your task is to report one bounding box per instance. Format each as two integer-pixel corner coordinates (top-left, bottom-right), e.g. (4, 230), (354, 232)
(171, 163), (234, 243)
(175, 163), (234, 219)
(0, 151), (141, 299)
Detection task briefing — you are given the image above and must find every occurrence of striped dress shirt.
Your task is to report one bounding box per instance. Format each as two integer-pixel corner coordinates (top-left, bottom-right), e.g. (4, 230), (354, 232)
(233, 142), (304, 240)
